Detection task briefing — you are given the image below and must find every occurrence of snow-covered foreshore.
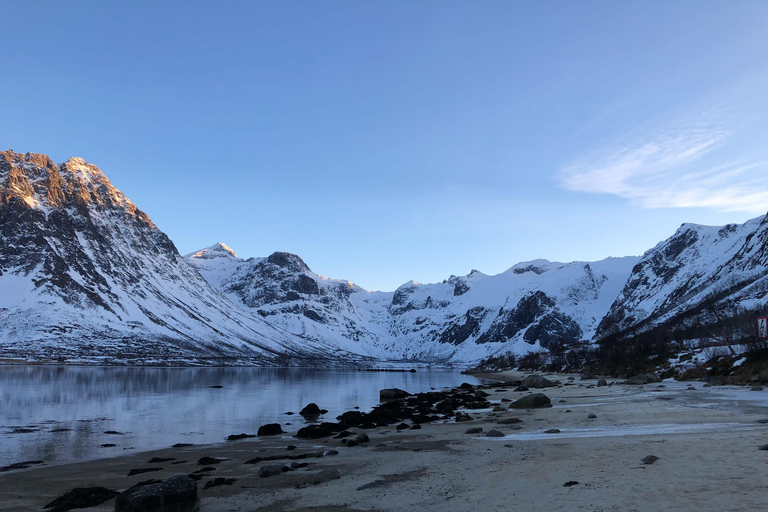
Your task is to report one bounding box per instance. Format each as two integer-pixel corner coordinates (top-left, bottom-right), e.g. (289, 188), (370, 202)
(3, 372), (768, 511)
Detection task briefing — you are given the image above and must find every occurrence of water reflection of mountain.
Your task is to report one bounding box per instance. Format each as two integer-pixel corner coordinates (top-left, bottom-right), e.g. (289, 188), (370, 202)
(0, 366), (481, 465)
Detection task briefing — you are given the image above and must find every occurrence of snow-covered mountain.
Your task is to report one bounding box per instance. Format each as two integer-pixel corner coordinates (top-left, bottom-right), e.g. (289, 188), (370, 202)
(0, 151), (360, 364)
(596, 214), (768, 342)
(188, 244), (639, 361)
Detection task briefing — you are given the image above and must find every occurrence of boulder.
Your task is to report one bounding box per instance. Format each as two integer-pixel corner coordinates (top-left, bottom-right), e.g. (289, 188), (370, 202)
(299, 403), (324, 416)
(521, 375), (558, 388)
(587, 413), (597, 419)
(597, 379), (608, 387)
(486, 430), (505, 437)
(258, 465), (291, 478)
(115, 475), (197, 512)
(496, 418), (522, 425)
(295, 423), (343, 439)
(379, 388), (411, 400)
(543, 428), (560, 434)
(641, 455), (660, 465)
(464, 427), (483, 434)
(623, 374), (661, 385)
(257, 424), (284, 436)
(508, 393), (552, 409)
(44, 487), (119, 512)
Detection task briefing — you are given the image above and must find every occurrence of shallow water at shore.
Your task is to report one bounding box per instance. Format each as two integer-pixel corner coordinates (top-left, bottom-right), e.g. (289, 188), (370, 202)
(0, 365), (485, 465)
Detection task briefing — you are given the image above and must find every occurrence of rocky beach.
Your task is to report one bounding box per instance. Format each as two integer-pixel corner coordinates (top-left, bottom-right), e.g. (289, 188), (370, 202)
(2, 372), (768, 512)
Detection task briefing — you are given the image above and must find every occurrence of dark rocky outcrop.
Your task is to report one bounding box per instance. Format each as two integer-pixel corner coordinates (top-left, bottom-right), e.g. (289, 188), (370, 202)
(508, 393), (552, 409)
(114, 474), (197, 512)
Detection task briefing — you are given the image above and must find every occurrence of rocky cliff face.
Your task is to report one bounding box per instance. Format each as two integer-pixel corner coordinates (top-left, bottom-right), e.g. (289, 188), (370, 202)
(595, 214), (768, 342)
(0, 151), (353, 364)
(189, 245), (639, 362)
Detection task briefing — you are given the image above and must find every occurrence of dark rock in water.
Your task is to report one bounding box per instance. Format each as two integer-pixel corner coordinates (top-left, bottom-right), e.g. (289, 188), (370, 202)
(497, 418), (522, 425)
(509, 393), (551, 409)
(287, 445), (297, 450)
(104, 431), (124, 435)
(100, 444), (116, 448)
(203, 477), (236, 490)
(299, 403), (324, 416)
(563, 481), (579, 487)
(623, 374), (661, 385)
(543, 429), (560, 434)
(173, 443), (193, 448)
(642, 455), (660, 465)
(410, 424), (422, 430)
(257, 424), (284, 436)
(465, 427), (483, 434)
(127, 468), (162, 477)
(758, 444), (768, 450)
(486, 430), (505, 437)
(285, 412), (295, 415)
(587, 413), (597, 419)
(597, 379), (608, 387)
(115, 474), (197, 512)
(44, 487), (119, 512)
(197, 457), (226, 465)
(227, 433), (257, 441)
(295, 423), (343, 439)
(686, 386), (696, 390)
(148, 457), (175, 464)
(209, 385), (223, 389)
(521, 375), (557, 388)
(756, 419), (768, 424)
(459, 383), (475, 390)
(379, 388), (410, 400)
(396, 423), (410, 431)
(192, 467), (216, 475)
(751, 386), (764, 391)
(324, 450), (339, 456)
(258, 465), (291, 478)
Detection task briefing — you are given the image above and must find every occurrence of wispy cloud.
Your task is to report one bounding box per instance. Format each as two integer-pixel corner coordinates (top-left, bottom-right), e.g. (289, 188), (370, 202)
(558, 104), (768, 214)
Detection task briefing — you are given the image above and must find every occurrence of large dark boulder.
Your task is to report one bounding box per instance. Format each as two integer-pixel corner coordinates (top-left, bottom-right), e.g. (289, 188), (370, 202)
(379, 388), (410, 400)
(521, 375), (557, 388)
(114, 474), (197, 512)
(257, 423), (284, 436)
(44, 487), (119, 512)
(295, 423), (344, 439)
(623, 374), (661, 385)
(299, 403), (324, 416)
(508, 393), (552, 409)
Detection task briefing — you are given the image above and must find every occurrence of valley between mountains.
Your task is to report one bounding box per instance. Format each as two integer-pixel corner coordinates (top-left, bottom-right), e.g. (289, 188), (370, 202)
(2, 151), (767, 365)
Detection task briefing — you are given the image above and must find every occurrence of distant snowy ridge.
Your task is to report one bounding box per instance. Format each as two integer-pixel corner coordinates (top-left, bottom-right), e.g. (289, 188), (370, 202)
(188, 243), (640, 361)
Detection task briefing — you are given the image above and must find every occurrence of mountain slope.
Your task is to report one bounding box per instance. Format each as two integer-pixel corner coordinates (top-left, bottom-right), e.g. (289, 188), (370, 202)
(188, 244), (639, 362)
(0, 151), (356, 364)
(595, 214), (768, 342)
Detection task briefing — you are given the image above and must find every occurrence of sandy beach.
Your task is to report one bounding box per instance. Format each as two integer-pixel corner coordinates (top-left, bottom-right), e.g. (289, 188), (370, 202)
(2, 372), (768, 512)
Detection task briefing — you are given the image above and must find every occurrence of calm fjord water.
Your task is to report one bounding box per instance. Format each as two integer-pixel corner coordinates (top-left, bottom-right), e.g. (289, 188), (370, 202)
(0, 366), (485, 466)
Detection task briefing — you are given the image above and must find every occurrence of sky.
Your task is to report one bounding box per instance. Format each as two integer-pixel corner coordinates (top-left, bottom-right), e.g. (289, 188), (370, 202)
(2, 1), (768, 291)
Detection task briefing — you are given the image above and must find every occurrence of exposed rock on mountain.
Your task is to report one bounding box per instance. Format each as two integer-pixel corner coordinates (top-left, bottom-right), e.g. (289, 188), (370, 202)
(189, 248), (638, 361)
(596, 214), (768, 343)
(0, 151), (353, 364)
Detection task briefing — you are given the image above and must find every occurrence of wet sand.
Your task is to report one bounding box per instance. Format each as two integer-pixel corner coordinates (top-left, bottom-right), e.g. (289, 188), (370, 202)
(2, 372), (768, 512)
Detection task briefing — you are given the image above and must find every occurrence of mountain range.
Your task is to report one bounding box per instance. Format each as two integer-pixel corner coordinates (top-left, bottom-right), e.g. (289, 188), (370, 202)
(2, 151), (767, 364)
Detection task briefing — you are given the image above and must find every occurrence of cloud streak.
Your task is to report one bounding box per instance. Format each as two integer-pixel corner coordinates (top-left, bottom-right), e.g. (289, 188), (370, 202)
(559, 106), (768, 214)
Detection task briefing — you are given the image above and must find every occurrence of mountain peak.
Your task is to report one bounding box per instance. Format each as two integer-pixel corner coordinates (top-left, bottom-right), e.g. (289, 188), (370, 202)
(187, 243), (239, 260)
(266, 251), (311, 273)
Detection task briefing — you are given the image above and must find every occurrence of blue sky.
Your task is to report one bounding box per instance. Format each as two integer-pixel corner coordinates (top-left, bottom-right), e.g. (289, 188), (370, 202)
(3, 1), (768, 291)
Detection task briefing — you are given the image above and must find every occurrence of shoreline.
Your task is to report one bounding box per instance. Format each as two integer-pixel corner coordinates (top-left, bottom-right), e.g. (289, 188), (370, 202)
(3, 371), (768, 511)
